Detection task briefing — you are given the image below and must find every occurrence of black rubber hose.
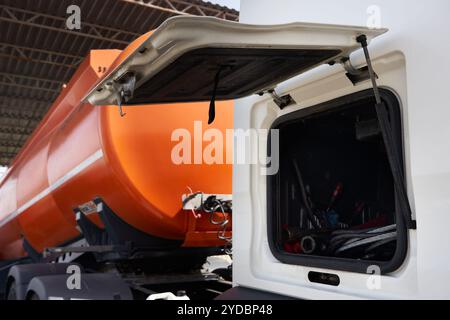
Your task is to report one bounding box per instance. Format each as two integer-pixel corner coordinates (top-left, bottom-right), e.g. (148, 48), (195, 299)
(331, 225), (396, 236)
(328, 232), (389, 253)
(365, 237), (396, 254)
(330, 232), (387, 244)
(292, 160), (321, 229)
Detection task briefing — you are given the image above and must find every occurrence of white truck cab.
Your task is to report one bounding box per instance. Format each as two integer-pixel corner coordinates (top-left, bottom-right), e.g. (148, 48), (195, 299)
(231, 0), (450, 300)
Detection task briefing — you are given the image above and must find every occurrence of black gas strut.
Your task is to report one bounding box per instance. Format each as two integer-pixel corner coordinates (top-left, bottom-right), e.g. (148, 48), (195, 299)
(357, 35), (416, 229)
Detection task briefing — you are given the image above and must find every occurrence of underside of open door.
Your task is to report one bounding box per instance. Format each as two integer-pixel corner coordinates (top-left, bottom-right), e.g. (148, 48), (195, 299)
(84, 16), (386, 108)
(125, 48), (341, 105)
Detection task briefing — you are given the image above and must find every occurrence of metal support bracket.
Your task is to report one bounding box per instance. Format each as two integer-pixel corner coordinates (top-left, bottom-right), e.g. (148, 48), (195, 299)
(341, 57), (378, 85)
(261, 89), (296, 110)
(43, 245), (122, 260)
(114, 72), (136, 117)
(182, 193), (232, 211)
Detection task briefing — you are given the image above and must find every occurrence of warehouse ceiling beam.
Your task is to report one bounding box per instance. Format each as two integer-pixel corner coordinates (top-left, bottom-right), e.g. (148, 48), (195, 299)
(0, 72), (64, 93)
(0, 152), (18, 159)
(0, 42), (84, 69)
(0, 106), (48, 117)
(0, 72), (65, 85)
(123, 0), (239, 21)
(0, 95), (52, 106)
(0, 82), (60, 93)
(0, 110), (42, 122)
(0, 140), (27, 148)
(0, 125), (34, 135)
(0, 5), (140, 45)
(0, 110), (43, 121)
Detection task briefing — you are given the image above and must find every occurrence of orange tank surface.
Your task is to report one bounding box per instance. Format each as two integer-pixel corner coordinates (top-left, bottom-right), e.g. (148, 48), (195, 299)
(0, 35), (233, 261)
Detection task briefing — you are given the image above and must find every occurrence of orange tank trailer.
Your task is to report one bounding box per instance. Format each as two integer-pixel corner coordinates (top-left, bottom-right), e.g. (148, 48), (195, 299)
(0, 37), (233, 261)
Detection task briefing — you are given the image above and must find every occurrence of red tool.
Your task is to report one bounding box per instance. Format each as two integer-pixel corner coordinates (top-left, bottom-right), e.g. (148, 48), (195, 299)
(327, 182), (344, 212)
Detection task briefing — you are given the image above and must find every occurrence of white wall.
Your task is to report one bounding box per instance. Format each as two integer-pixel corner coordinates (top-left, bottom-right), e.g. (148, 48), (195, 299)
(236, 0), (450, 298)
(239, 0), (450, 176)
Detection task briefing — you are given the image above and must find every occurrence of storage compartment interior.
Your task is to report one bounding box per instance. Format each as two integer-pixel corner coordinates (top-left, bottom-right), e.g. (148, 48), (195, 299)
(272, 94), (401, 263)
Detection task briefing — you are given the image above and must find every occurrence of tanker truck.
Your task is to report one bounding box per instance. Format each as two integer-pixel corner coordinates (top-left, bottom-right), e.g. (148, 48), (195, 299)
(0, 15), (388, 299)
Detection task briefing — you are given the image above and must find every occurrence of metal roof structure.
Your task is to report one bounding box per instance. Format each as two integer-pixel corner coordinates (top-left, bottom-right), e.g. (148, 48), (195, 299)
(0, 0), (239, 166)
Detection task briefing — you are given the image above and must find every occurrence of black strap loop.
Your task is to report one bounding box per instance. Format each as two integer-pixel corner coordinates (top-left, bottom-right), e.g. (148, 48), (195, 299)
(208, 67), (225, 125)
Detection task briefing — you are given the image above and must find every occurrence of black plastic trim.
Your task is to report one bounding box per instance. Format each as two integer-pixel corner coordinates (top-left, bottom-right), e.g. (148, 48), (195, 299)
(94, 197), (182, 250)
(267, 88), (410, 275)
(216, 286), (296, 300)
(308, 271), (340, 286)
(22, 238), (41, 262)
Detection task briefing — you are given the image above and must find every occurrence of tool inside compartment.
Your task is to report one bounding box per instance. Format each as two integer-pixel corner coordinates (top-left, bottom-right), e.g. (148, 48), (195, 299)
(275, 96), (399, 262)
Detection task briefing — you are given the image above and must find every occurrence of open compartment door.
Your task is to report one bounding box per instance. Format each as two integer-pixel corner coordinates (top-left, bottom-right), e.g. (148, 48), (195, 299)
(84, 16), (386, 109)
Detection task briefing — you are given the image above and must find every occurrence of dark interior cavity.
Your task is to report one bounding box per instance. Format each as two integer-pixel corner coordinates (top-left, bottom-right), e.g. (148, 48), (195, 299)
(268, 91), (406, 271)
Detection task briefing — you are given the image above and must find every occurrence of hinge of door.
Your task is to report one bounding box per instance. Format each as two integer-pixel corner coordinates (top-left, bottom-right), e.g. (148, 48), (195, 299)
(260, 89), (296, 110)
(341, 56), (378, 85)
